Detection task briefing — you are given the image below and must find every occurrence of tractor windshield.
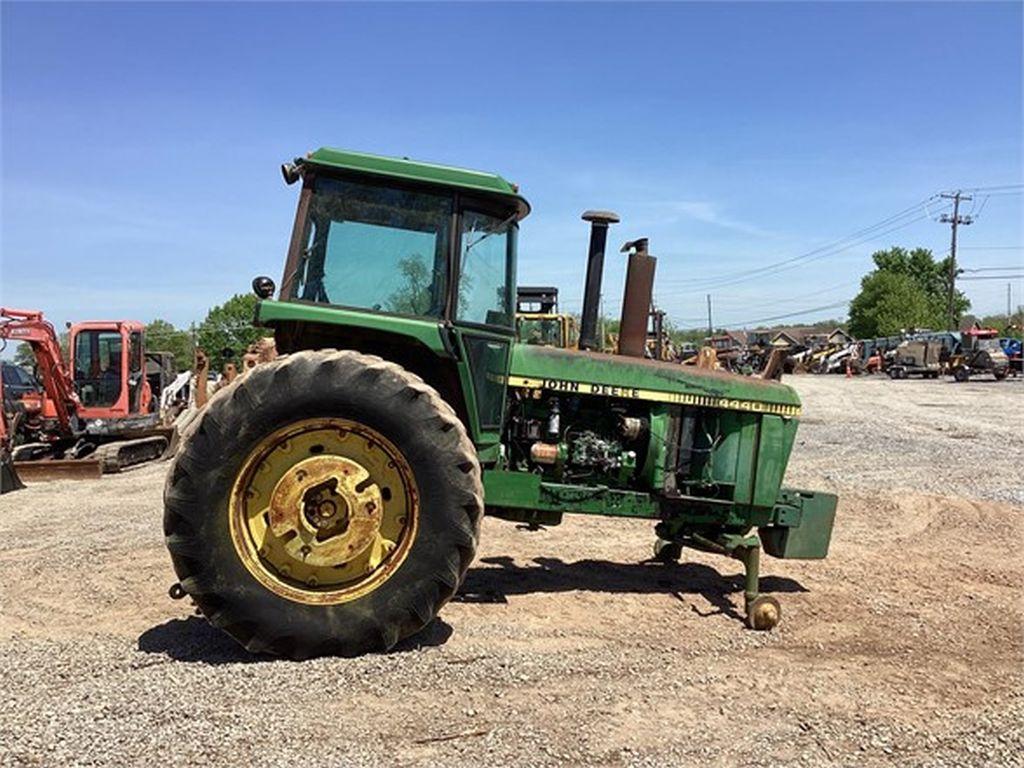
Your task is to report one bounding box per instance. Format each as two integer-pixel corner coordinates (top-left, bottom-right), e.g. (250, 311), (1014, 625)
(291, 177), (453, 317)
(457, 211), (516, 327)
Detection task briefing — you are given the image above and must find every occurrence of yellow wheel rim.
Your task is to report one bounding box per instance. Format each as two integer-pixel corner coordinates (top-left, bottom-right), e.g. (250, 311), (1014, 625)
(229, 418), (419, 605)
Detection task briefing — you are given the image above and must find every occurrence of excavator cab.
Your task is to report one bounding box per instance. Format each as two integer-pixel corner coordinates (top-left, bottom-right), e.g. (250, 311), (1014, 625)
(69, 322), (152, 419)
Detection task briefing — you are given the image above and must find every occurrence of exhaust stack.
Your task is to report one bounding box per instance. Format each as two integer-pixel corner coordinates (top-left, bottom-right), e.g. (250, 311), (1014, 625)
(618, 238), (657, 358)
(578, 210), (620, 351)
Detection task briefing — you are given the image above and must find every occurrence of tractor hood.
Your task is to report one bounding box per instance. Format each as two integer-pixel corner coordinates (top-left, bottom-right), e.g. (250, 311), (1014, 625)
(508, 344), (802, 418)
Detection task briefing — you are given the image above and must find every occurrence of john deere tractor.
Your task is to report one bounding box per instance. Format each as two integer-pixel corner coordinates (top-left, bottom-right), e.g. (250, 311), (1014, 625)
(164, 148), (837, 659)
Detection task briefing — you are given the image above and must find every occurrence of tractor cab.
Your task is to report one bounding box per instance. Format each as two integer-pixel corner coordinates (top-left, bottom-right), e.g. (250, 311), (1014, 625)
(269, 148), (529, 444)
(515, 286), (578, 349)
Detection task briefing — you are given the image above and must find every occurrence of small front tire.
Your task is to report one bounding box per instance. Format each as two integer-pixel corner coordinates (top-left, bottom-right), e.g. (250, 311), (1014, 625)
(653, 538), (683, 564)
(746, 595), (781, 631)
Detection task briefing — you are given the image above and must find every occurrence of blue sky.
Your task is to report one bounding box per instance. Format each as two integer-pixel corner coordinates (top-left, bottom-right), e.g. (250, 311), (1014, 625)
(2, 1), (1021, 336)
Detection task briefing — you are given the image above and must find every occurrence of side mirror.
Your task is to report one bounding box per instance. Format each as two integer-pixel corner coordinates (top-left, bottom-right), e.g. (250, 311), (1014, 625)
(252, 276), (276, 299)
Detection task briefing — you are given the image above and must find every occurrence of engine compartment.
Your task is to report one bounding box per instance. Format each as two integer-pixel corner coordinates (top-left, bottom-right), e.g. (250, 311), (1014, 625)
(506, 389), (651, 488)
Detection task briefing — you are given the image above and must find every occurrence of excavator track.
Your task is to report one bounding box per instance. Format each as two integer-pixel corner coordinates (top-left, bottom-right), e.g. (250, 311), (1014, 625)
(94, 436), (169, 473)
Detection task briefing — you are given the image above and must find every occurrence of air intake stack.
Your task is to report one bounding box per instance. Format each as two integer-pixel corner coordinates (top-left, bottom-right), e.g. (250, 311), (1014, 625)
(618, 238), (657, 358)
(578, 210), (620, 351)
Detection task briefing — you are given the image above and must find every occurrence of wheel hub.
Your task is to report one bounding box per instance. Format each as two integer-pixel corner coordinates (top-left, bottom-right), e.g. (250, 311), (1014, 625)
(268, 455), (381, 568)
(229, 418), (419, 605)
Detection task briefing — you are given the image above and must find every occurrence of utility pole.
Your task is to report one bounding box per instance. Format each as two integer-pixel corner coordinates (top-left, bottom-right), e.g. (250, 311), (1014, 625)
(1008, 282), (1012, 320)
(939, 191), (973, 330)
(706, 294), (713, 338)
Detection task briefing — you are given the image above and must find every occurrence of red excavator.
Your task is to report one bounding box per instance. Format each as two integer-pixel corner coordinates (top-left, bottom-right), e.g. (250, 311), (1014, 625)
(0, 308), (169, 480)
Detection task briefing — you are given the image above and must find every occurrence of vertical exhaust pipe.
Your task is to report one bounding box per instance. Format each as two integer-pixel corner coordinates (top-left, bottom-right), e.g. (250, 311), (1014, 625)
(579, 210), (620, 351)
(618, 238), (657, 358)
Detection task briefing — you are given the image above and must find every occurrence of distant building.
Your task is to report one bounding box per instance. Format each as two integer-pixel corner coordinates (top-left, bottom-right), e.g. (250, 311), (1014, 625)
(827, 328), (855, 346)
(770, 331), (802, 348)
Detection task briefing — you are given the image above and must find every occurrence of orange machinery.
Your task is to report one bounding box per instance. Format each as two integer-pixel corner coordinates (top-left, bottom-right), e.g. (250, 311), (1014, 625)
(0, 308), (167, 471)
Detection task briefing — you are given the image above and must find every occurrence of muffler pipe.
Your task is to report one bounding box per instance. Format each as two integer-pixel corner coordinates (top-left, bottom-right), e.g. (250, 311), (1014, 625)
(579, 210), (620, 351)
(618, 238), (657, 358)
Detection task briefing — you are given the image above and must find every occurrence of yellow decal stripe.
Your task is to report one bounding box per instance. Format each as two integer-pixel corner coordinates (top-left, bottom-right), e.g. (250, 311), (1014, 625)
(506, 375), (801, 418)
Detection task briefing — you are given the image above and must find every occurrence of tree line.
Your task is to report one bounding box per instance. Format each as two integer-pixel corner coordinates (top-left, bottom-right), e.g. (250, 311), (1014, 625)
(12, 294), (266, 373)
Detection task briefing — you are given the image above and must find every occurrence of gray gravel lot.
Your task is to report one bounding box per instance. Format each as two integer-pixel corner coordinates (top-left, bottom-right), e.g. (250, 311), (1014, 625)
(1, 374), (1021, 767)
(788, 374), (1024, 505)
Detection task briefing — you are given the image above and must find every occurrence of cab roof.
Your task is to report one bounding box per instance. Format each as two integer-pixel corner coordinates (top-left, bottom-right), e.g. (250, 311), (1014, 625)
(300, 147), (531, 220)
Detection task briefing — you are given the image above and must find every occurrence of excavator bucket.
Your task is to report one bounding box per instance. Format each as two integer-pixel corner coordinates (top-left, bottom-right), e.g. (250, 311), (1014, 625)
(1, 449), (24, 494)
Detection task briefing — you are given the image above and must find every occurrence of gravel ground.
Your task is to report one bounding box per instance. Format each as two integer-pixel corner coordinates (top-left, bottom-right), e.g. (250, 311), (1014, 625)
(787, 374), (1024, 505)
(0, 375), (1021, 767)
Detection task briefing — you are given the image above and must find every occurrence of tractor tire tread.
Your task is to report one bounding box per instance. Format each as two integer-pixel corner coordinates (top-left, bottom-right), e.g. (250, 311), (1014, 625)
(163, 349), (482, 659)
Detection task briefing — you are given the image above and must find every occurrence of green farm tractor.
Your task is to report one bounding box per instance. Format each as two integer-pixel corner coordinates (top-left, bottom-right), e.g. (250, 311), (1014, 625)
(164, 148), (837, 659)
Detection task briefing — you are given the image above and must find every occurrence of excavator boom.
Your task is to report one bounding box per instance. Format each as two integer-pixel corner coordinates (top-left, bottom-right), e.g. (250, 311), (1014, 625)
(0, 307), (79, 437)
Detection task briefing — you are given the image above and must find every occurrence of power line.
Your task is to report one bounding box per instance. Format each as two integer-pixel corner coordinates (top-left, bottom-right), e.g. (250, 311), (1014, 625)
(697, 280), (855, 311)
(618, 186), (1009, 305)
(664, 186), (1016, 295)
(959, 274), (1024, 281)
(957, 184), (1024, 193)
(728, 300), (850, 328)
(655, 196), (947, 293)
(959, 246), (1023, 251)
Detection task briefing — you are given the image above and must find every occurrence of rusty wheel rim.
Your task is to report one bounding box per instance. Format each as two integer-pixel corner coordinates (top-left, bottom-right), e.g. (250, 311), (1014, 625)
(229, 418), (418, 605)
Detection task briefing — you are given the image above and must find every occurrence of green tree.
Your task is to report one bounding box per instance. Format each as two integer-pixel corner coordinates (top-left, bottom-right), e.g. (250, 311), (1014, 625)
(386, 256), (433, 315)
(850, 247), (969, 336)
(12, 343), (36, 368)
(11, 331), (69, 371)
(196, 294), (264, 368)
(848, 271), (935, 338)
(144, 319), (193, 372)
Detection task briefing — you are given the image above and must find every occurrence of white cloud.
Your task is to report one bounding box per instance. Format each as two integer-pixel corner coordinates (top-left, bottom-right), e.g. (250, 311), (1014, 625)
(656, 200), (773, 238)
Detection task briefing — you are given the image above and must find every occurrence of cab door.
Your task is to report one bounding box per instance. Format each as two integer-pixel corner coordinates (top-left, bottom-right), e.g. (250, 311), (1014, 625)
(450, 208), (517, 446)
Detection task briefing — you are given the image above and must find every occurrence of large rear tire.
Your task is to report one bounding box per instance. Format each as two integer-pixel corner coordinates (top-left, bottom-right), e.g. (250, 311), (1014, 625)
(163, 350), (483, 659)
